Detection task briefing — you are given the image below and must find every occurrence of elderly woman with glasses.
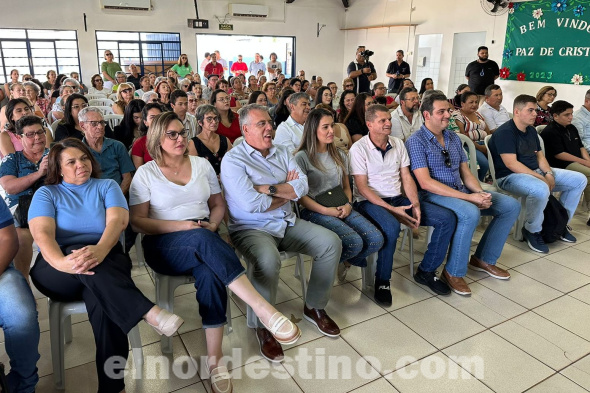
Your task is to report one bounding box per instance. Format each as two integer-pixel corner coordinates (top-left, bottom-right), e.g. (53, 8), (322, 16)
(112, 82), (135, 115)
(0, 115), (49, 281)
(1, 98), (53, 158)
(87, 73), (111, 97)
(262, 81), (278, 108)
(535, 86), (557, 126)
(129, 112), (300, 393)
(187, 104), (233, 175)
(112, 71), (128, 93)
(23, 81), (50, 118)
(186, 92), (199, 116)
(190, 82), (208, 107)
(101, 50), (122, 90)
(211, 89), (241, 143)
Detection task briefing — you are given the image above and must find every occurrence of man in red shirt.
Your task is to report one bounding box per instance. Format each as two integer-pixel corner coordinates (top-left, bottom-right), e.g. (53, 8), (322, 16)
(204, 53), (224, 78)
(230, 54), (248, 77)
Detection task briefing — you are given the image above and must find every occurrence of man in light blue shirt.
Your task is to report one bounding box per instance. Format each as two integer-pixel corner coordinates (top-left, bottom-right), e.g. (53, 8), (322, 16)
(221, 104), (342, 363)
(572, 89), (590, 155)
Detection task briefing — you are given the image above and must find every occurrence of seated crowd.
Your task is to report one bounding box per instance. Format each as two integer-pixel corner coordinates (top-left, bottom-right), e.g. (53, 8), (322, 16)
(1, 50), (590, 393)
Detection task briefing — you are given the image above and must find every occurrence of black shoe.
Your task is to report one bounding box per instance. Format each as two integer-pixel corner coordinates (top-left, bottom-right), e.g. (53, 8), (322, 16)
(414, 266), (451, 295)
(559, 228), (577, 243)
(374, 279), (392, 307)
(522, 227), (549, 253)
(587, 216), (590, 226)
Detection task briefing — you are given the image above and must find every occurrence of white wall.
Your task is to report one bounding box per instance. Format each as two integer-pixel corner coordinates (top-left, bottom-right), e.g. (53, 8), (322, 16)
(342, 0), (589, 108)
(2, 0), (345, 85)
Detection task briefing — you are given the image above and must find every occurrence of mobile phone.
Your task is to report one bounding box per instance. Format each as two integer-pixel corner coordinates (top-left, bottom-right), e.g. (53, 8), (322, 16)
(312, 75), (316, 82)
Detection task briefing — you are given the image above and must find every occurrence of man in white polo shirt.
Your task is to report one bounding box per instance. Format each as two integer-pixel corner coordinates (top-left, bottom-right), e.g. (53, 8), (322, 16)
(478, 84), (511, 132)
(350, 104), (455, 306)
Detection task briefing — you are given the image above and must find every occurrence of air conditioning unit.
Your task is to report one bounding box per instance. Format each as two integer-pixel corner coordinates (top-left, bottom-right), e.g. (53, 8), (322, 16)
(100, 0), (151, 11)
(229, 3), (269, 18)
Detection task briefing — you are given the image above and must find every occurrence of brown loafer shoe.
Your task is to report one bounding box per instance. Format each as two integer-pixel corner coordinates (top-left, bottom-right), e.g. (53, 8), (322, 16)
(469, 255), (510, 280)
(442, 270), (471, 296)
(255, 327), (284, 363)
(303, 305), (340, 337)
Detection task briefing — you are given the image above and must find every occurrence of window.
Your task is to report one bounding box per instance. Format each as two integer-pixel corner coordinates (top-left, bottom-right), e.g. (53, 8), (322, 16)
(0, 28), (80, 84)
(96, 31), (181, 77)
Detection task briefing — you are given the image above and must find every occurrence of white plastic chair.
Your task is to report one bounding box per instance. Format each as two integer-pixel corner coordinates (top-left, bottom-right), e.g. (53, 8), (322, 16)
(48, 299), (143, 389)
(50, 120), (60, 135)
(457, 133), (497, 192)
(536, 125), (547, 134)
(238, 99), (248, 106)
(104, 114), (124, 129)
(91, 106), (115, 116)
(85, 93), (108, 100)
(88, 98), (114, 107)
(233, 136), (244, 146)
(109, 93), (118, 101)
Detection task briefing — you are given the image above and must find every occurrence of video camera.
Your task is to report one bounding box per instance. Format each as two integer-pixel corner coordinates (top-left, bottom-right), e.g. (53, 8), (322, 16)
(360, 49), (374, 62)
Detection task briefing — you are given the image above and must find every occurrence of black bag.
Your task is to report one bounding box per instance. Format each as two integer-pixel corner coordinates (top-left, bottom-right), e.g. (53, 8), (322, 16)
(314, 185), (349, 208)
(13, 178), (45, 229)
(541, 195), (569, 243)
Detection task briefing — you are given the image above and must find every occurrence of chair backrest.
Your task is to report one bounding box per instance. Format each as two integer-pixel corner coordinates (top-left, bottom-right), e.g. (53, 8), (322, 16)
(456, 133), (478, 179)
(483, 135), (499, 188)
(233, 136), (244, 146)
(51, 120), (60, 133)
(238, 99), (248, 106)
(104, 114), (124, 129)
(108, 93), (118, 101)
(91, 106), (114, 116)
(84, 94), (107, 100)
(88, 98), (114, 107)
(537, 133), (545, 155)
(536, 125), (546, 134)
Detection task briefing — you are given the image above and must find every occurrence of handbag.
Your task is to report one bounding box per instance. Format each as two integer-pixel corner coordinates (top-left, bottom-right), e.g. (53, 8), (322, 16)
(314, 185), (349, 208)
(13, 177), (45, 229)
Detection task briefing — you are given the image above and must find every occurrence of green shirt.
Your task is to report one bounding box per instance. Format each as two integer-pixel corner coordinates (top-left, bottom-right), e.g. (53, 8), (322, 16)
(101, 61), (122, 80)
(171, 64), (193, 78)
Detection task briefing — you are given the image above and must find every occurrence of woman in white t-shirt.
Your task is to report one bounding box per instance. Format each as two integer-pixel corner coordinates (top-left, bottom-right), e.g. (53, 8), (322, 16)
(129, 112), (300, 393)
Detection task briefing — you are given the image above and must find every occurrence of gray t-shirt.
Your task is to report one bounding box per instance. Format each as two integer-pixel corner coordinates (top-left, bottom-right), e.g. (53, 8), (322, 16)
(294, 150), (348, 198)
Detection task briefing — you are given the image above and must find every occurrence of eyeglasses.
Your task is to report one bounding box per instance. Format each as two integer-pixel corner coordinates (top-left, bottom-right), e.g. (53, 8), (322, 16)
(188, 99), (197, 103)
(71, 103), (89, 110)
(181, 85), (190, 89)
(344, 84), (354, 88)
(120, 88), (132, 94)
(217, 97), (230, 102)
(23, 129), (46, 138)
(165, 130), (187, 140)
(105, 53), (113, 56)
(404, 97), (419, 102)
(87, 120), (107, 128)
(23, 77), (32, 81)
(441, 149), (451, 168)
(375, 87), (386, 90)
(93, 79), (103, 83)
(204, 116), (220, 123)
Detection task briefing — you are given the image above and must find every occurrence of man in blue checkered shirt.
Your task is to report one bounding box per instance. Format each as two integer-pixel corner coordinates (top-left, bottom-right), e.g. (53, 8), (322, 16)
(406, 92), (520, 296)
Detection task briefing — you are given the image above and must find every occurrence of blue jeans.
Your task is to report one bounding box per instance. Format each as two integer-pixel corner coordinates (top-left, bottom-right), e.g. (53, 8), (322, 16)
(476, 149), (489, 181)
(420, 191), (521, 277)
(497, 168), (587, 233)
(0, 266), (40, 393)
(143, 228), (245, 328)
(355, 195), (456, 282)
(299, 208), (384, 267)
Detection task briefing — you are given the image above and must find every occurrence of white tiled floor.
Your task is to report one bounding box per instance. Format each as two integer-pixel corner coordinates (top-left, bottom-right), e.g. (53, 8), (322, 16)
(3, 209), (590, 392)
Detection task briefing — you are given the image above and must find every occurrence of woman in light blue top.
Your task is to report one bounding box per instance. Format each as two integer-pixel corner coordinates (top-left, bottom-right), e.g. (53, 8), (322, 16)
(294, 108), (384, 281)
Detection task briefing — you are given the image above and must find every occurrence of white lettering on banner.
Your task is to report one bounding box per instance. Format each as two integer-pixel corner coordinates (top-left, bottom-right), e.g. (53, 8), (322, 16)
(539, 47), (554, 56)
(557, 18), (590, 33)
(520, 19), (547, 34)
(558, 47), (590, 56)
(516, 47), (535, 56)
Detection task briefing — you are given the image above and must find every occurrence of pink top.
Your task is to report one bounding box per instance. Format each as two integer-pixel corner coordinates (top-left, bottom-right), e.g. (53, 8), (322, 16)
(0, 131), (23, 159)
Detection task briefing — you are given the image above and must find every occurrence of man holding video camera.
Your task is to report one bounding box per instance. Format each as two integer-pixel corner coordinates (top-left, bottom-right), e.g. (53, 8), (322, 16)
(347, 46), (377, 94)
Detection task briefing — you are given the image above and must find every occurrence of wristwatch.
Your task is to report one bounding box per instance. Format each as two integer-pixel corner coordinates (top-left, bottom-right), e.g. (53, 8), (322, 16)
(268, 185), (277, 196)
(545, 170), (554, 176)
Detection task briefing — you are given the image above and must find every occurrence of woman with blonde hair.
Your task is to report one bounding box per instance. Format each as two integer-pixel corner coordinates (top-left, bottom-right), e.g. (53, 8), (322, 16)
(112, 82), (135, 115)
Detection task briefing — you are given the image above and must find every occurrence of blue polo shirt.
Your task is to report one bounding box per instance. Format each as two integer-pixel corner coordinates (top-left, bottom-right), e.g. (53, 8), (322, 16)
(82, 137), (134, 185)
(406, 125), (468, 192)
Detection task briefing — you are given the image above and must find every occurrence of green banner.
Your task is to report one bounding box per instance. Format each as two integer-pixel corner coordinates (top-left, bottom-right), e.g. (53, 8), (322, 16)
(502, 0), (590, 85)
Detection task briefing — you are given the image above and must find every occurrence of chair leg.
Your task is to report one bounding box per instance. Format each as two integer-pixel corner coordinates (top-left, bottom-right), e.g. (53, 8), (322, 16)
(156, 275), (174, 354)
(135, 234), (145, 267)
(225, 288), (233, 335)
(245, 262), (258, 329)
(408, 228), (415, 277)
(128, 324), (144, 374)
(48, 300), (66, 390)
(296, 255), (307, 304)
(63, 315), (73, 344)
(400, 228), (408, 251)
(362, 253), (377, 291)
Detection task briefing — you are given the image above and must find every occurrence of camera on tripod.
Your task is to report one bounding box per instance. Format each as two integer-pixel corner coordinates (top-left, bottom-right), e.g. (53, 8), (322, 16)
(360, 49), (374, 62)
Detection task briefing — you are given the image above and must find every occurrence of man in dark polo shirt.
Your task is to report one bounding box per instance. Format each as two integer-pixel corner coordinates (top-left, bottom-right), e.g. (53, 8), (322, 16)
(540, 100), (590, 217)
(347, 46), (376, 94)
(465, 46), (499, 98)
(489, 95), (587, 253)
(385, 50), (411, 93)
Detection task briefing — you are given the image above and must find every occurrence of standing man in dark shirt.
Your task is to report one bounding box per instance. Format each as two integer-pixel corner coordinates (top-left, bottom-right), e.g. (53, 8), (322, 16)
(347, 46), (377, 94)
(465, 46), (499, 100)
(489, 95), (587, 253)
(126, 64), (142, 90)
(540, 100), (590, 215)
(385, 50), (411, 93)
